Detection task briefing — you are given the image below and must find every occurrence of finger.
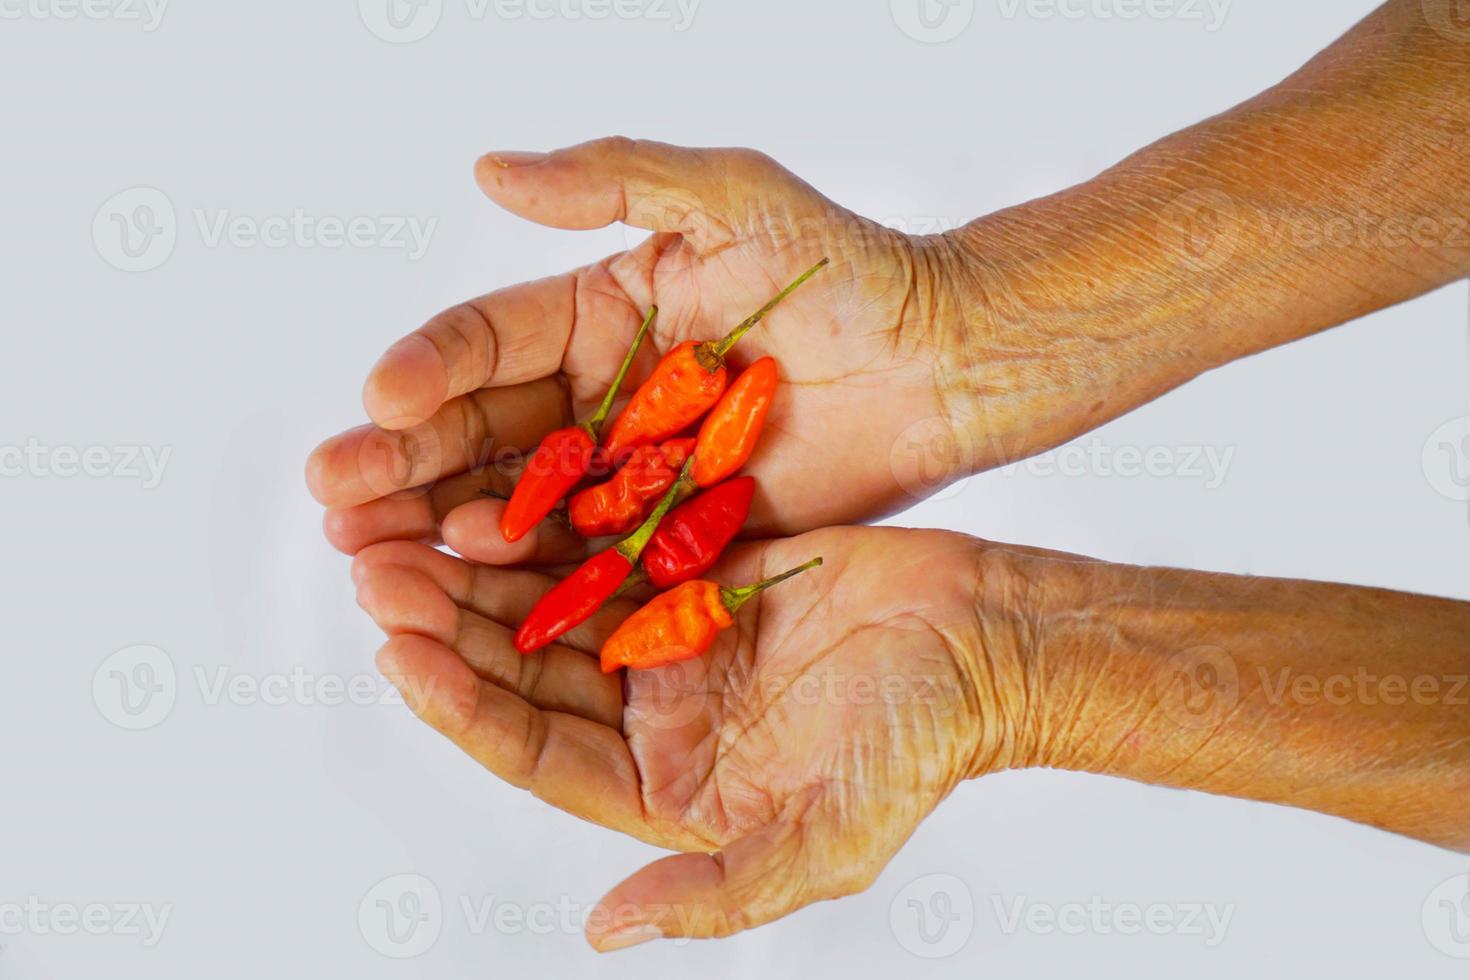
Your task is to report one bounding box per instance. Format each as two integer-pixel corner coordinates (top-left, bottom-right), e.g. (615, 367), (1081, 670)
(587, 814), (831, 950)
(352, 539), (632, 655)
(440, 497), (589, 567)
(322, 469), (494, 555)
(379, 634), (681, 846)
(363, 274), (577, 430)
(355, 564), (623, 727)
(307, 377), (567, 509)
(476, 138), (803, 245)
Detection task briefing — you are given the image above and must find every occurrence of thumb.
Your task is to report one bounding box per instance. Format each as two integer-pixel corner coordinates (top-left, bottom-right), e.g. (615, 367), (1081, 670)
(586, 814), (852, 951)
(474, 137), (815, 251)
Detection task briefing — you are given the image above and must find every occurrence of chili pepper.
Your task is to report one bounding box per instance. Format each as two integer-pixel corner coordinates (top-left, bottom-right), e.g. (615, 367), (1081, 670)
(514, 459), (693, 654)
(600, 557), (823, 672)
(567, 438), (695, 538)
(500, 306), (657, 543)
(691, 357), (777, 487)
(642, 476), (755, 589)
(603, 258), (828, 457)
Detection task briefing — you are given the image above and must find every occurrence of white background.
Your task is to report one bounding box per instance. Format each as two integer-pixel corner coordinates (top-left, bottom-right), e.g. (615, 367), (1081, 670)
(2, 0), (1468, 976)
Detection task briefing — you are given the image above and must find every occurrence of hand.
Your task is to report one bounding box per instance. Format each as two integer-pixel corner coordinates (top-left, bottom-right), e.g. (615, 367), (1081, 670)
(306, 137), (1008, 558)
(350, 525), (1019, 947)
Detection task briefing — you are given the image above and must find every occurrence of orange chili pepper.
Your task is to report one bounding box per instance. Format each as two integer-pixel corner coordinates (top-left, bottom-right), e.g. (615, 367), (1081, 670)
(691, 357), (777, 487)
(514, 460), (693, 654)
(500, 307), (656, 543)
(600, 557), (822, 672)
(603, 258), (828, 457)
(567, 438), (695, 538)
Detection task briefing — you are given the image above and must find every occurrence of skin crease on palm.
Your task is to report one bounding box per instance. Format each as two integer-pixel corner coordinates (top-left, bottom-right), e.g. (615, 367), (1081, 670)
(351, 527), (1003, 945)
(308, 0), (1470, 954)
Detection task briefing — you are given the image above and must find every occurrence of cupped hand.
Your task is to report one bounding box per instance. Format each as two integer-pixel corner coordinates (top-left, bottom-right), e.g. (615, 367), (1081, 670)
(306, 137), (988, 558)
(350, 525), (1023, 948)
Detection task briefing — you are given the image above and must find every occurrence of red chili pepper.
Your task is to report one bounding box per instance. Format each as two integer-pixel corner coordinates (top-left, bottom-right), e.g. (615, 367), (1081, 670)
(500, 306), (657, 544)
(643, 477), (755, 589)
(691, 357), (777, 487)
(603, 258), (828, 457)
(600, 558), (823, 672)
(567, 438), (695, 538)
(514, 459), (693, 654)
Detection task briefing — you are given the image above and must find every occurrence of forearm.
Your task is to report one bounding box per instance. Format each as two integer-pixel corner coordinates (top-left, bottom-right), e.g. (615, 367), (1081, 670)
(939, 0), (1470, 467)
(985, 545), (1470, 851)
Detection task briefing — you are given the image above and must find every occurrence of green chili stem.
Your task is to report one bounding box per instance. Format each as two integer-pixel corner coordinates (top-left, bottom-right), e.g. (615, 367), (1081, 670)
(615, 458), (694, 564)
(584, 305), (658, 437)
(701, 258), (830, 366)
(722, 557), (823, 614)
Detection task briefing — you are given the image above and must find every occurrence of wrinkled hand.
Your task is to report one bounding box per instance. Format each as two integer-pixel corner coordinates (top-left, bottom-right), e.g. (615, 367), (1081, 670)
(307, 137), (989, 558)
(351, 525), (1019, 948)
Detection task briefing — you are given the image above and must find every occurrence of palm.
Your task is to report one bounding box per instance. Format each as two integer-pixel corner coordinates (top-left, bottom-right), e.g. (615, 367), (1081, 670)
(560, 227), (954, 534)
(352, 526), (998, 916)
(623, 528), (982, 850)
(307, 140), (972, 555)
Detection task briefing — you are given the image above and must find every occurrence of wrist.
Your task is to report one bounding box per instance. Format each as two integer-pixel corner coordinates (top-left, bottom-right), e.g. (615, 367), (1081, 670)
(922, 201), (1226, 481)
(958, 541), (1215, 781)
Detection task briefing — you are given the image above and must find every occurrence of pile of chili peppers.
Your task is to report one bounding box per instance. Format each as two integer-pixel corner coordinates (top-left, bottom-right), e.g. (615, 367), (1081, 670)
(495, 258), (830, 673)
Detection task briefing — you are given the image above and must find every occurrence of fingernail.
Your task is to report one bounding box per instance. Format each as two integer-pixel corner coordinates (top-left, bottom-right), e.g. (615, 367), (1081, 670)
(596, 923), (662, 953)
(487, 151), (548, 168)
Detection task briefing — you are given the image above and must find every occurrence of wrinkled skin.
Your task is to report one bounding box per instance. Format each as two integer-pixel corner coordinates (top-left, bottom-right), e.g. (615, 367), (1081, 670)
(351, 526), (1016, 947)
(305, 137), (1061, 558)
